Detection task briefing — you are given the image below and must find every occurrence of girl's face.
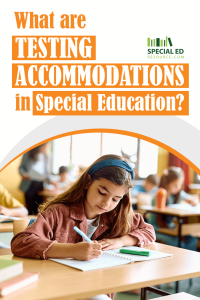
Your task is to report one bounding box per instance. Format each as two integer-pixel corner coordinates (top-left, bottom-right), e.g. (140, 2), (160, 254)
(166, 177), (184, 195)
(84, 178), (126, 219)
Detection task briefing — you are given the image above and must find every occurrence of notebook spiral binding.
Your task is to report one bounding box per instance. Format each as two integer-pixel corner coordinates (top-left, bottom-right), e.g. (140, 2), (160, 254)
(103, 251), (132, 261)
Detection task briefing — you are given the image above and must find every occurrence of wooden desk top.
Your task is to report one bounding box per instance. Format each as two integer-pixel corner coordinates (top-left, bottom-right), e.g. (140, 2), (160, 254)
(1, 243), (200, 300)
(0, 222), (13, 233)
(140, 205), (200, 217)
(0, 216), (37, 233)
(0, 248), (12, 255)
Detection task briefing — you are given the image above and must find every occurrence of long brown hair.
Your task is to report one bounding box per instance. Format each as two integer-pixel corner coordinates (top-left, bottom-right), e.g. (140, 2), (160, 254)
(39, 154), (134, 237)
(160, 166), (184, 203)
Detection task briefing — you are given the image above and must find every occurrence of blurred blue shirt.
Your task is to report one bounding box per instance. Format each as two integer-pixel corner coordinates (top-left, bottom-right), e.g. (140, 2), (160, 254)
(131, 185), (158, 197)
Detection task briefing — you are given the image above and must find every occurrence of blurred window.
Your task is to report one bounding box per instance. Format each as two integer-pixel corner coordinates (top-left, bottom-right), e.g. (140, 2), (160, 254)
(52, 133), (158, 178)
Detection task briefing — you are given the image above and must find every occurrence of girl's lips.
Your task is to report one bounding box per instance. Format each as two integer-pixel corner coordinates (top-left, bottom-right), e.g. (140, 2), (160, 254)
(97, 205), (107, 211)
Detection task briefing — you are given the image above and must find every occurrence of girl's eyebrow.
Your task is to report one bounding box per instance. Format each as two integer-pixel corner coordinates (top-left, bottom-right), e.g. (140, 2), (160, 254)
(99, 185), (123, 199)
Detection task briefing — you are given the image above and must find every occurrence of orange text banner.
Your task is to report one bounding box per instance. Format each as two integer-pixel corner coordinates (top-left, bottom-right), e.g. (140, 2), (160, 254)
(32, 91), (189, 115)
(12, 63), (189, 88)
(12, 36), (96, 60)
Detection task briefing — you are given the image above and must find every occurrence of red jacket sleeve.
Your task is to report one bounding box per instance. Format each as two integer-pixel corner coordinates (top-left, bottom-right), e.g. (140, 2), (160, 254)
(128, 213), (156, 247)
(11, 208), (57, 260)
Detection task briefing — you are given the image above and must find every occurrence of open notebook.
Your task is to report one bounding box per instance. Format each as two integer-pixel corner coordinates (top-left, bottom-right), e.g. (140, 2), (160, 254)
(49, 246), (172, 271)
(0, 215), (21, 223)
(168, 203), (200, 213)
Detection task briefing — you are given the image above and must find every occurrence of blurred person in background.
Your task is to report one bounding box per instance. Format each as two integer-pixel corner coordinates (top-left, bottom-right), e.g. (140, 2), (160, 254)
(132, 174), (159, 197)
(19, 143), (58, 215)
(0, 183), (28, 217)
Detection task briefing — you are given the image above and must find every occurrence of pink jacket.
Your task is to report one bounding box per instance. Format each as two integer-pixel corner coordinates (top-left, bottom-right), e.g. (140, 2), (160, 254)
(11, 202), (155, 260)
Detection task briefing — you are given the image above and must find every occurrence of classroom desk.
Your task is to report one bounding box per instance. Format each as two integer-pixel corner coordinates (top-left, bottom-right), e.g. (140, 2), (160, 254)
(0, 222), (13, 233)
(0, 248), (12, 255)
(141, 205), (200, 246)
(1, 243), (200, 300)
(0, 215), (37, 233)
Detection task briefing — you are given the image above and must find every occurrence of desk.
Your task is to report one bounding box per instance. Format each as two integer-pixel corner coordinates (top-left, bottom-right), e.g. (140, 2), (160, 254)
(0, 222), (13, 233)
(0, 216), (37, 233)
(0, 248), (12, 255)
(141, 205), (200, 246)
(1, 243), (200, 300)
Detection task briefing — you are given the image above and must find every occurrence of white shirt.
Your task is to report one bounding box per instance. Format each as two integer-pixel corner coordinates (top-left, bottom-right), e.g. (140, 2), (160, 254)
(86, 216), (100, 239)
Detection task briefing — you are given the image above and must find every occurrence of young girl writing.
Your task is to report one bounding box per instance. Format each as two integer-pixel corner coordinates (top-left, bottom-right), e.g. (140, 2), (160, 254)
(149, 166), (199, 251)
(11, 154), (155, 299)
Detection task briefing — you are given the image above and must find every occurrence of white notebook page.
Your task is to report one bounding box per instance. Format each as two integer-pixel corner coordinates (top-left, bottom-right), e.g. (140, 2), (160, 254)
(50, 251), (134, 271)
(49, 246), (172, 271)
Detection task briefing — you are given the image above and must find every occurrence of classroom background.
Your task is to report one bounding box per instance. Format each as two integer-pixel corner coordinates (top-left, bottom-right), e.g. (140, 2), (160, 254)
(0, 132), (200, 299)
(1, 132), (199, 205)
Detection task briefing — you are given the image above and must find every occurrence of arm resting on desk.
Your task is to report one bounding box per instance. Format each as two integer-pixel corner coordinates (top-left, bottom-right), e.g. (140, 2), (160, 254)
(11, 206), (103, 261)
(182, 195), (199, 206)
(98, 213), (156, 250)
(98, 234), (138, 251)
(128, 213), (156, 247)
(0, 184), (28, 217)
(0, 206), (28, 217)
(11, 208), (57, 260)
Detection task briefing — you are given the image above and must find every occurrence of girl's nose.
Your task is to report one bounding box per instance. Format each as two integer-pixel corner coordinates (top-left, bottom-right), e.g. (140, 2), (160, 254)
(102, 196), (112, 207)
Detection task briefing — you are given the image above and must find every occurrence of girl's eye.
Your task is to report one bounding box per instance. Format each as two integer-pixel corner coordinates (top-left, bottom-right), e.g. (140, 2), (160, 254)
(98, 189), (106, 196)
(112, 199), (118, 203)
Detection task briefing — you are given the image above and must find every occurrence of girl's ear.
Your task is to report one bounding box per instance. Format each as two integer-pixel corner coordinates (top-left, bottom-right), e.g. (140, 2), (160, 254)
(85, 174), (92, 189)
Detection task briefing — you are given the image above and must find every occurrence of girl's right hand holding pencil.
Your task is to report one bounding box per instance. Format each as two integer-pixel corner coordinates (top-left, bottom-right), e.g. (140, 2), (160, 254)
(46, 241), (102, 261)
(72, 241), (102, 261)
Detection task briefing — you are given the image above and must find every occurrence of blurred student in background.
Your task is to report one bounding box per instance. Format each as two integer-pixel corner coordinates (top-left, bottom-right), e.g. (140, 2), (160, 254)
(44, 166), (72, 192)
(58, 166), (71, 189)
(149, 167), (199, 251)
(0, 183), (28, 217)
(132, 174), (159, 197)
(19, 143), (58, 215)
(0, 183), (28, 248)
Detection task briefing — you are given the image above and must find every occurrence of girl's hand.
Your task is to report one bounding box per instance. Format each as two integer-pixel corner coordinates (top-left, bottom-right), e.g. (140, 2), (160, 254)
(98, 238), (124, 251)
(0, 205), (11, 216)
(190, 199), (199, 206)
(184, 196), (199, 206)
(72, 241), (102, 261)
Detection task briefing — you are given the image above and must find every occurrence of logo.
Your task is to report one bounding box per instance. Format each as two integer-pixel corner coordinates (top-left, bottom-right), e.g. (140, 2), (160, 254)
(147, 36), (173, 47)
(147, 36), (184, 60)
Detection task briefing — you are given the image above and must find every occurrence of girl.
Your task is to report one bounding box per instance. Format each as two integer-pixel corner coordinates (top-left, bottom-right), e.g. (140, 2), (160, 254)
(12, 154), (155, 299)
(149, 166), (199, 251)
(19, 143), (58, 215)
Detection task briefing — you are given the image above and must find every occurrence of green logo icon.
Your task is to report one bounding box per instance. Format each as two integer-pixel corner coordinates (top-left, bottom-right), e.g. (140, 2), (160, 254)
(147, 37), (173, 47)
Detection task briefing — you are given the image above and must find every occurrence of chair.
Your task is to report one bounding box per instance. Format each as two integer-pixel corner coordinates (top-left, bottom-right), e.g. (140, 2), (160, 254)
(13, 219), (31, 235)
